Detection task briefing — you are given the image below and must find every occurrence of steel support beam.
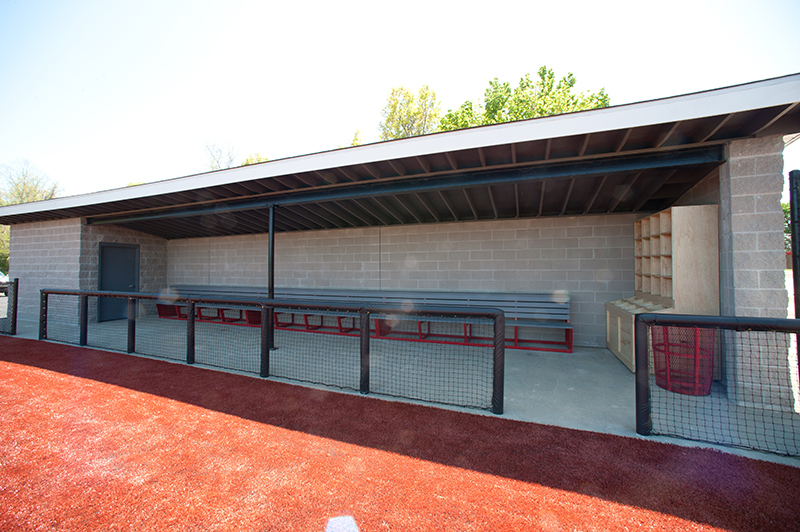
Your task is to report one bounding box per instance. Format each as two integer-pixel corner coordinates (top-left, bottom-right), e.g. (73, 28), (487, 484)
(87, 147), (725, 226)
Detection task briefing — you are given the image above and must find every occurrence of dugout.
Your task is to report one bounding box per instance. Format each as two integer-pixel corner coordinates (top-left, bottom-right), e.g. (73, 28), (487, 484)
(1, 73), (799, 355)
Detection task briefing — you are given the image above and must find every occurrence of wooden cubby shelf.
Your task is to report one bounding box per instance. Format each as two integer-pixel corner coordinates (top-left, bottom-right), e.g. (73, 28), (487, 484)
(606, 205), (720, 371)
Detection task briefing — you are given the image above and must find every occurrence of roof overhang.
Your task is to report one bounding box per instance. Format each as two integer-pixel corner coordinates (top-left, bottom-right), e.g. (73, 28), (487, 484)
(1, 73), (799, 240)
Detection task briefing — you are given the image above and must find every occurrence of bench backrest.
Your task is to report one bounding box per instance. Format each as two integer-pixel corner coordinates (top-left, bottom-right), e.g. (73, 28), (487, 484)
(168, 284), (570, 322)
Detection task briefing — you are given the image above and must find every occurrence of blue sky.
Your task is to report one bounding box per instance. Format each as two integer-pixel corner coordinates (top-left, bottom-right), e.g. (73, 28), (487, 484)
(1, 0), (799, 198)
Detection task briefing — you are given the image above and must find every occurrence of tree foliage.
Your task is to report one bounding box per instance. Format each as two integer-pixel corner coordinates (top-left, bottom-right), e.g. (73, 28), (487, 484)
(379, 85), (441, 141)
(1, 160), (59, 205)
(0, 160), (60, 273)
(439, 66), (610, 131)
(241, 153), (269, 166)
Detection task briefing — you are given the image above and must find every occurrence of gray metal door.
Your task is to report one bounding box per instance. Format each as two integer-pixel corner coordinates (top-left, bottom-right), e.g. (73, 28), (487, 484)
(98, 243), (139, 322)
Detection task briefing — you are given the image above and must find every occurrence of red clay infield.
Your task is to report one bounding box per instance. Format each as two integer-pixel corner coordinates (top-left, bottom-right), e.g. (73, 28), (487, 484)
(1, 335), (799, 531)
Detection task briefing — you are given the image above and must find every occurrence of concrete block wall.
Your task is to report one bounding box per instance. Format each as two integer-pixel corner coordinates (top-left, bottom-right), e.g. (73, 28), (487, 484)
(9, 218), (82, 321)
(718, 135), (795, 411)
(168, 228), (381, 288)
(81, 224), (168, 295)
(168, 214), (636, 347)
(9, 219), (168, 322)
(80, 224), (168, 319)
(719, 135), (788, 318)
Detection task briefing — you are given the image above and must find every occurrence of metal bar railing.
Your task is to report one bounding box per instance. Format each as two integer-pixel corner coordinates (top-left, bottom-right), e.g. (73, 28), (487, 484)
(635, 312), (800, 456)
(39, 288), (506, 414)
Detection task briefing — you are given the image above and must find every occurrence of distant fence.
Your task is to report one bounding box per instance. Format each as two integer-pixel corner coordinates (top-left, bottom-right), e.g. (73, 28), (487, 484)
(39, 289), (506, 414)
(0, 278), (18, 336)
(635, 313), (800, 457)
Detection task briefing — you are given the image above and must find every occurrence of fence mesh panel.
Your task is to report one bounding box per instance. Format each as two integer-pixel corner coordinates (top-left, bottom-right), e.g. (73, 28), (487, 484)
(46, 294), (81, 345)
(370, 314), (494, 409)
(40, 292), (502, 412)
(270, 310), (362, 390)
(194, 304), (261, 373)
(649, 325), (800, 456)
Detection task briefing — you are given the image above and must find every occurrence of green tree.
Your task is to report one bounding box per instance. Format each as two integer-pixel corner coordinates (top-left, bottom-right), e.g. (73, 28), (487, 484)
(439, 66), (610, 131)
(0, 160), (60, 273)
(241, 153), (269, 166)
(379, 85), (441, 141)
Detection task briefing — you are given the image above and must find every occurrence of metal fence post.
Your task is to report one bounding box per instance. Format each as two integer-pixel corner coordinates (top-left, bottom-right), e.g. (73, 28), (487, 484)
(126, 297), (136, 354)
(360, 308), (370, 394)
(635, 314), (652, 436)
(79, 294), (88, 346)
(260, 305), (270, 377)
(492, 312), (505, 415)
(186, 301), (195, 364)
(10, 278), (18, 336)
(39, 290), (48, 340)
(790, 170), (800, 318)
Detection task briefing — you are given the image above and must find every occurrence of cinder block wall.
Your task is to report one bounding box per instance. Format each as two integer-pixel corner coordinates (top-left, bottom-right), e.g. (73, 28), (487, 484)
(168, 214), (636, 347)
(719, 135), (788, 318)
(80, 224), (168, 295)
(718, 135), (793, 411)
(9, 218), (82, 321)
(80, 224), (168, 319)
(9, 219), (168, 322)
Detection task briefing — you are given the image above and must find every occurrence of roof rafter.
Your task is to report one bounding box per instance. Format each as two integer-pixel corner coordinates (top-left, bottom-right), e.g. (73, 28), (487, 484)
(416, 156), (431, 174)
(352, 198), (393, 225)
(633, 169), (678, 211)
(463, 189), (478, 220)
(578, 134), (591, 156)
(394, 195), (424, 223)
(369, 197), (405, 224)
(388, 160), (406, 176)
(438, 190), (459, 221)
(415, 193), (440, 222)
(445, 152), (458, 171)
(560, 178), (575, 215)
(655, 122), (682, 148)
(486, 186), (499, 219)
(584, 175), (608, 214)
(608, 172), (641, 213)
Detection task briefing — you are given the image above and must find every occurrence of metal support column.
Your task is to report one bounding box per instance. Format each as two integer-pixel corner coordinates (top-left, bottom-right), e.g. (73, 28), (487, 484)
(260, 306), (270, 377)
(38, 291), (47, 340)
(634, 315), (652, 435)
(79, 294), (88, 346)
(186, 301), (196, 364)
(126, 297), (136, 353)
(491, 312), (505, 414)
(267, 204), (275, 351)
(360, 308), (370, 394)
(9, 278), (18, 336)
(790, 170), (800, 318)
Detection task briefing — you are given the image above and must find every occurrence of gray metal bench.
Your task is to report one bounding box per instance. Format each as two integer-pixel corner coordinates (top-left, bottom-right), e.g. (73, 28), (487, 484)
(165, 285), (573, 352)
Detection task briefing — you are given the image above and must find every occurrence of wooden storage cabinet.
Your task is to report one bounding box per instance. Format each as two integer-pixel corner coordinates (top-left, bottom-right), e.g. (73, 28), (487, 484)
(606, 297), (668, 371)
(607, 205), (719, 371)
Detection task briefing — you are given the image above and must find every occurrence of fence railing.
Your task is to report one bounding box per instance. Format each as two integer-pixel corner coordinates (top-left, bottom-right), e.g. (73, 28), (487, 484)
(636, 313), (800, 457)
(0, 278), (18, 336)
(39, 289), (506, 414)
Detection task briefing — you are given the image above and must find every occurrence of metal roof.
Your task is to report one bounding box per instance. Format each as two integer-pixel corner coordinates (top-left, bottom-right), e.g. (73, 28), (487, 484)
(2, 73), (799, 240)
